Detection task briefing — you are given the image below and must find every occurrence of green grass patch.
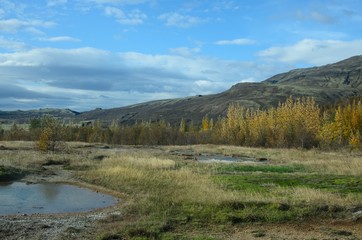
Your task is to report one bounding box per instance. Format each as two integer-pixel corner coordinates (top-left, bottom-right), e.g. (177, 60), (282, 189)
(78, 150), (361, 240)
(214, 173), (362, 194)
(216, 164), (306, 174)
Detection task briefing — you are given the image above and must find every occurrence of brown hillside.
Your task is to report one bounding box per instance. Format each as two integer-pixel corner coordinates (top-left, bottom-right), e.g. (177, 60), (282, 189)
(77, 55), (362, 124)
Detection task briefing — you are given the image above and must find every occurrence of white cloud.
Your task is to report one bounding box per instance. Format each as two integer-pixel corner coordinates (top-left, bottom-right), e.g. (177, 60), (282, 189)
(104, 6), (147, 25)
(104, 6), (125, 18)
(192, 80), (226, 95)
(39, 36), (81, 42)
(0, 47), (110, 67)
(0, 0), (26, 18)
(0, 37), (27, 51)
(0, 47), (276, 110)
(258, 39), (362, 65)
(239, 77), (255, 83)
(168, 47), (200, 57)
(211, 1), (240, 11)
(159, 12), (205, 28)
(215, 38), (255, 45)
(0, 18), (55, 33)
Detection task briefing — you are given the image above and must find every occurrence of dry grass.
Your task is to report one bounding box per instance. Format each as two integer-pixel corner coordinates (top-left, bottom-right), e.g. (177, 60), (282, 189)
(285, 187), (360, 206)
(0, 141), (113, 171)
(79, 147), (361, 223)
(103, 152), (177, 170)
(80, 151), (236, 206)
(162, 145), (362, 176)
(0, 140), (35, 149)
(1, 142), (360, 239)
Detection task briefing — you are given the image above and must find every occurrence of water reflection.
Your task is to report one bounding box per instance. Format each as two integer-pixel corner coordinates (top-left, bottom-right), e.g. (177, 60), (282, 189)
(0, 182), (117, 215)
(40, 183), (59, 202)
(0, 181), (12, 187)
(197, 154), (260, 163)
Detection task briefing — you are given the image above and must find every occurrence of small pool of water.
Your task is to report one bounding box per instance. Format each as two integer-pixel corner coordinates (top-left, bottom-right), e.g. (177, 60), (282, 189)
(197, 154), (262, 163)
(0, 182), (118, 215)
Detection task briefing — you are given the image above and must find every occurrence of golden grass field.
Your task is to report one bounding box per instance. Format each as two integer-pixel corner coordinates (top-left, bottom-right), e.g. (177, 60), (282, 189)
(0, 141), (361, 239)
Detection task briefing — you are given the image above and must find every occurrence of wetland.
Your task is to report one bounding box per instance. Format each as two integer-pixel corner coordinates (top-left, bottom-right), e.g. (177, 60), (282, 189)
(0, 141), (361, 239)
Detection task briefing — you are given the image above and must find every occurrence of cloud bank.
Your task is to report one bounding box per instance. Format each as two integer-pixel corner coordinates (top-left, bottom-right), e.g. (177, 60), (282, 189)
(1, 37), (362, 111)
(258, 39), (362, 65)
(0, 47), (266, 111)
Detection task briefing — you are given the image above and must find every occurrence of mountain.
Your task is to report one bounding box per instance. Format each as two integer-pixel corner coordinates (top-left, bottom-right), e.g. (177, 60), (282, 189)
(0, 108), (79, 124)
(1, 56), (361, 125)
(77, 55), (362, 124)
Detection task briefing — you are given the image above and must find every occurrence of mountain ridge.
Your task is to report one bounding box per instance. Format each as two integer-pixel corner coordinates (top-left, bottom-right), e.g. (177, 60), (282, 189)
(1, 55), (362, 124)
(76, 55), (362, 124)
(0, 108), (79, 124)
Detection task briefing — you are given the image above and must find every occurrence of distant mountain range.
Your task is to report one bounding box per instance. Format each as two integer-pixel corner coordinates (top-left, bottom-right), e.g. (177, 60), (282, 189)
(1, 55), (362, 125)
(0, 108), (79, 124)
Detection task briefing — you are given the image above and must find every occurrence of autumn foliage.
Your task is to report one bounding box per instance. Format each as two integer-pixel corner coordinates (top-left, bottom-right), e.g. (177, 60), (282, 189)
(1, 97), (361, 150)
(218, 97), (362, 149)
(319, 100), (362, 149)
(219, 97), (321, 148)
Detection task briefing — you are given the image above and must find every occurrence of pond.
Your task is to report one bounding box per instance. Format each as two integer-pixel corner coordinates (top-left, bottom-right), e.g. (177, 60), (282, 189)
(0, 182), (118, 215)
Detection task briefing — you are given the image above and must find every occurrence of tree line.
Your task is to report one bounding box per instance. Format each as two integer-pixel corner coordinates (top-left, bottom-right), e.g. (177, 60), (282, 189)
(0, 97), (361, 151)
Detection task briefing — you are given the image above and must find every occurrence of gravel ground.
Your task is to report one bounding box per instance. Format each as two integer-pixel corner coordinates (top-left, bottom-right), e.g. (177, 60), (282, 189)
(0, 208), (122, 240)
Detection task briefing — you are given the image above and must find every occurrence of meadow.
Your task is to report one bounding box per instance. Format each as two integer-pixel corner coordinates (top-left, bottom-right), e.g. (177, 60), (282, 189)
(0, 141), (360, 239)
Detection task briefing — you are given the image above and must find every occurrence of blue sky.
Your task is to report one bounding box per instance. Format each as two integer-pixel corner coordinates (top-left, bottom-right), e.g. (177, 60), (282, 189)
(1, 0), (362, 111)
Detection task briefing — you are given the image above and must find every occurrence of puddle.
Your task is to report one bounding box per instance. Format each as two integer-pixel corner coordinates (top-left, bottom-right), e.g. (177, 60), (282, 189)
(0, 182), (118, 215)
(197, 154), (240, 162)
(197, 154), (263, 163)
(170, 150), (268, 164)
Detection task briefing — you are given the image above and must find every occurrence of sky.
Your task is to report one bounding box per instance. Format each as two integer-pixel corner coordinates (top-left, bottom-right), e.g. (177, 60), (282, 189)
(1, 0), (362, 111)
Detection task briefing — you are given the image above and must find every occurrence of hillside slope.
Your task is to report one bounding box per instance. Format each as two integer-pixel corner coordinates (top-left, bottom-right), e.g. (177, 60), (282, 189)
(1, 56), (361, 125)
(77, 55), (362, 124)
